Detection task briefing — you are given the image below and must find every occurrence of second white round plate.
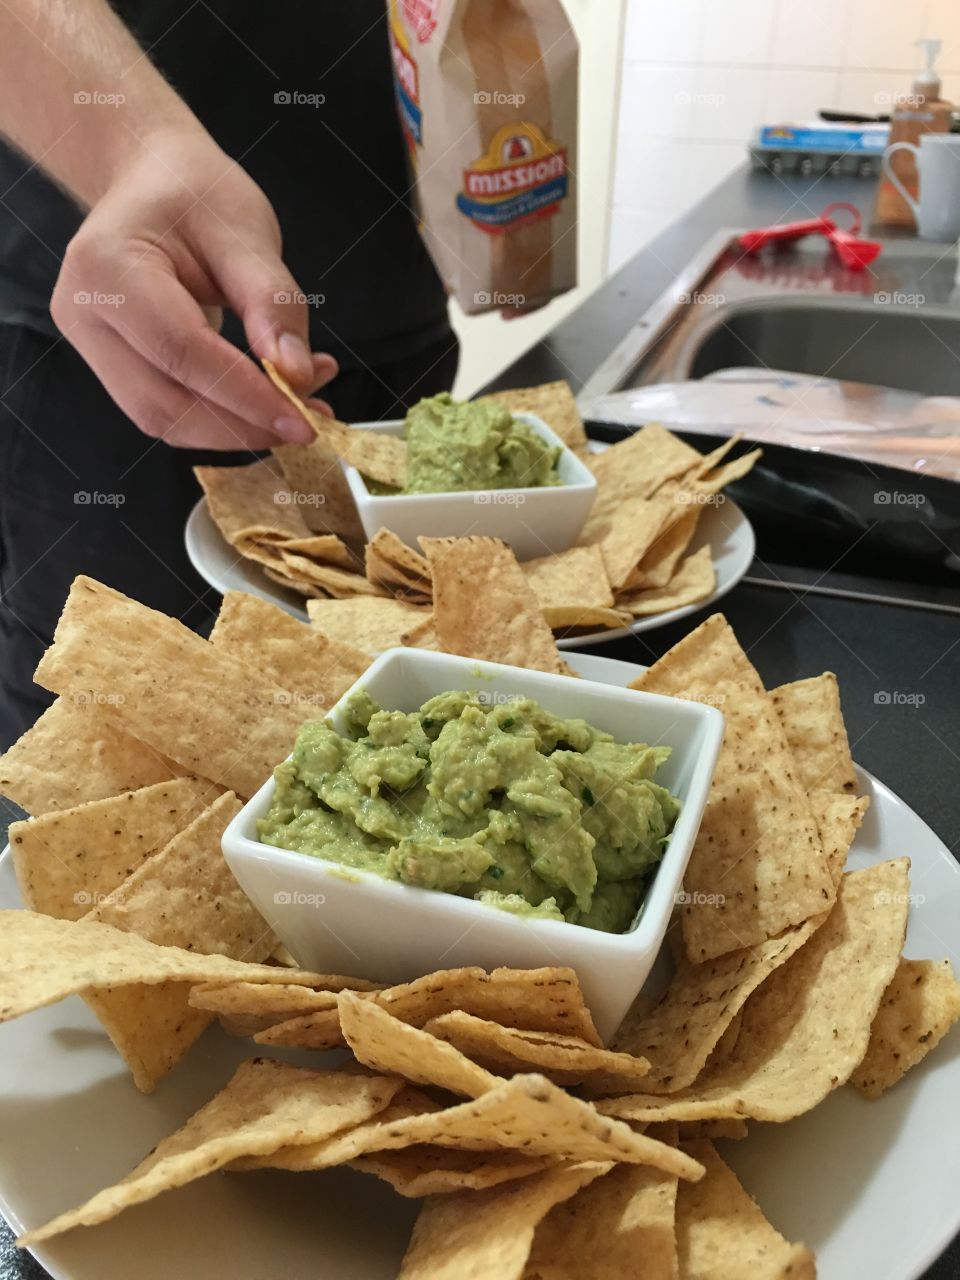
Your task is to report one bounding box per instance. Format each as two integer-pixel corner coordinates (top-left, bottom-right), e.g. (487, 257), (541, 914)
(185, 494), (755, 646)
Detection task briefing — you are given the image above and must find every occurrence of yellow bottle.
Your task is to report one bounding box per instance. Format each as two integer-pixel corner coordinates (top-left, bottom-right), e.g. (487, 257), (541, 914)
(874, 38), (953, 229)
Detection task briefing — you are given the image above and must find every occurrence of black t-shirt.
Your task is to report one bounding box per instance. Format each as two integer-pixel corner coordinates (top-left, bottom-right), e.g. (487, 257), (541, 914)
(0, 0), (449, 369)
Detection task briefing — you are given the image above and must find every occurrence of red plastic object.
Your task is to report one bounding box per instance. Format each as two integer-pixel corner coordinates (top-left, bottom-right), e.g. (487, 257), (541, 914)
(737, 217), (832, 253)
(737, 201), (881, 272)
(826, 227), (882, 270)
(819, 201), (863, 234)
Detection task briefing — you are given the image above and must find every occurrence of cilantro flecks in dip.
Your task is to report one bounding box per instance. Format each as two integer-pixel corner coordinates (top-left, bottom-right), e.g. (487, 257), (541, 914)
(258, 690), (680, 933)
(399, 393), (562, 494)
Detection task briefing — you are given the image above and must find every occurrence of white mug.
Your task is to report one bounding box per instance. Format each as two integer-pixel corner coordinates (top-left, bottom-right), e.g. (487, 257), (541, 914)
(882, 133), (960, 241)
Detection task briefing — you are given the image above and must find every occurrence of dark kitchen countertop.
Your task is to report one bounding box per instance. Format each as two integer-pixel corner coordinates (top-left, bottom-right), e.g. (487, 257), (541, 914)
(3, 164), (959, 1278)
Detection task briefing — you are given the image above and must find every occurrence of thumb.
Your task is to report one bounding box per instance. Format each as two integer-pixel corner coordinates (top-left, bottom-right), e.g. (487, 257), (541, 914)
(203, 228), (315, 389)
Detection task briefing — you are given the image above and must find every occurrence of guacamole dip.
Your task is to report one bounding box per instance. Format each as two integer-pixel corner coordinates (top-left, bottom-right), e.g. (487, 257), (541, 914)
(400, 393), (561, 493)
(258, 690), (680, 934)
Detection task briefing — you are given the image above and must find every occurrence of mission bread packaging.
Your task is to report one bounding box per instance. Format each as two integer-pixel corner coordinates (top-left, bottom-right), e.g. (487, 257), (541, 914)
(388, 0), (579, 314)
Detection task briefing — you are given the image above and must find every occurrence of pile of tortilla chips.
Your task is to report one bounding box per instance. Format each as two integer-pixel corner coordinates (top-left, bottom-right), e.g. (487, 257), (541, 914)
(195, 367), (759, 639)
(1, 580), (959, 1276)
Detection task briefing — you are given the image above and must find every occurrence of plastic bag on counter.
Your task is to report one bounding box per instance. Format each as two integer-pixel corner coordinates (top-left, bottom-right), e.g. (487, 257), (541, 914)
(387, 0), (578, 314)
(580, 369), (960, 481)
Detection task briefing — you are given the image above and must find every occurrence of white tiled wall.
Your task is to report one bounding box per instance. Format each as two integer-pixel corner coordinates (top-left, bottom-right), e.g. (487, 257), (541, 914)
(610, 0), (960, 272)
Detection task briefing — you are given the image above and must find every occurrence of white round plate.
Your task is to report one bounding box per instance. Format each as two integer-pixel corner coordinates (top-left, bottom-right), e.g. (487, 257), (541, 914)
(185, 495), (756, 643)
(2, 650), (957, 1280)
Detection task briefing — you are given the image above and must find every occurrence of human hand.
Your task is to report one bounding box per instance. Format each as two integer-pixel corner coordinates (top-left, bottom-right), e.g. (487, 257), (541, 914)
(51, 128), (333, 449)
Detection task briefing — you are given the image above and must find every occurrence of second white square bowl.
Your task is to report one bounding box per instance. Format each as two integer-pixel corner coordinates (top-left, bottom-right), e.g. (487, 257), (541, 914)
(341, 413), (597, 560)
(222, 648), (724, 1041)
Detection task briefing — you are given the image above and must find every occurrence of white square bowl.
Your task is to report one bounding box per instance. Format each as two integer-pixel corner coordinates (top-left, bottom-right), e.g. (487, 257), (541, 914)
(341, 413), (597, 561)
(222, 648), (723, 1041)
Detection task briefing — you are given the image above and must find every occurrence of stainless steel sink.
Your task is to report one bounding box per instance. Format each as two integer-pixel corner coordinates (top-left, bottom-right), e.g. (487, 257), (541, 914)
(579, 229), (960, 400)
(683, 301), (960, 395)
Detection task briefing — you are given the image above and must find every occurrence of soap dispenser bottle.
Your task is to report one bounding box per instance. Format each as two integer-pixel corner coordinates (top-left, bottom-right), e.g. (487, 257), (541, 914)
(874, 38), (953, 228)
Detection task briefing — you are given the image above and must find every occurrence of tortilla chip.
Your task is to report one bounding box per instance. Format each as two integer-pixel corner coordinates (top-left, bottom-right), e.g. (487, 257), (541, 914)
(242, 1074), (704, 1182)
(809, 791), (869, 886)
(397, 1163), (606, 1280)
(851, 958), (960, 1099)
(526, 1132), (680, 1280)
(368, 527), (431, 580)
(271, 438), (365, 541)
(83, 982), (213, 1095)
(276, 533), (359, 567)
(256, 965), (602, 1052)
(373, 966), (603, 1046)
(254, 1008), (344, 1049)
(702, 1010), (744, 1073)
(34, 577), (307, 799)
(618, 545), (715, 617)
(363, 1075), (703, 1174)
(18, 1061), (401, 1245)
(676, 1119), (748, 1141)
(249, 1092), (538, 1199)
(86, 793), (265, 957)
(549, 606), (633, 631)
(664, 916), (687, 967)
(581, 435), (755, 590)
(661, 448), (761, 525)
(264, 359), (407, 487)
(630, 615), (834, 963)
(611, 916), (823, 1094)
(690, 434), (744, 478)
(597, 859), (910, 1123)
(189, 977), (340, 1039)
(523, 544), (614, 606)
(82, 792), (273, 1090)
(579, 491), (676, 591)
(194, 458), (307, 547)
(339, 990), (497, 1097)
(261, 563), (323, 597)
(0, 910), (343, 1020)
(209, 591), (369, 713)
(586, 430), (757, 588)
(771, 673), (858, 795)
(307, 595), (430, 653)
(477, 381), (588, 453)
(261, 535), (366, 588)
(426, 1011), (651, 1093)
(589, 425), (703, 505)
(355, 1145), (550, 1198)
(233, 539), (295, 574)
(675, 1140), (815, 1279)
(278, 551), (388, 598)
(190, 978), (378, 1038)
(234, 1085), (442, 1172)
(689, 447), (762, 496)
(522, 545), (625, 629)
(422, 536), (572, 674)
(0, 697), (178, 816)
(622, 508), (700, 592)
(366, 528), (433, 600)
(190, 976), (377, 1014)
(400, 613), (441, 650)
(9, 776), (217, 920)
